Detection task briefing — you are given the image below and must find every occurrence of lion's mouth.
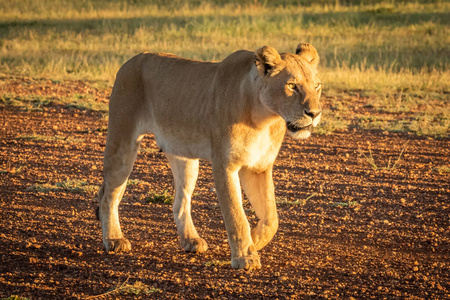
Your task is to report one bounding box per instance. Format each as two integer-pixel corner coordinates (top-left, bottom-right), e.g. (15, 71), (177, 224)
(286, 122), (311, 133)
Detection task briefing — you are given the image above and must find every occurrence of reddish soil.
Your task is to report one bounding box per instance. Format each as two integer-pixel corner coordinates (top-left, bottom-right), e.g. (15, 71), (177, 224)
(0, 79), (449, 299)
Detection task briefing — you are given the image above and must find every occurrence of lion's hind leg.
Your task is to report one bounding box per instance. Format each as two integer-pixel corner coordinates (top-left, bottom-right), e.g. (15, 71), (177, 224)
(166, 154), (208, 253)
(98, 112), (144, 253)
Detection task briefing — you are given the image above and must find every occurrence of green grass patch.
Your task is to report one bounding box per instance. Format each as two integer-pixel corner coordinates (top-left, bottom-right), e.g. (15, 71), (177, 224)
(333, 201), (359, 207)
(146, 190), (174, 205)
(28, 179), (97, 193)
(65, 93), (108, 111)
(1, 94), (52, 111)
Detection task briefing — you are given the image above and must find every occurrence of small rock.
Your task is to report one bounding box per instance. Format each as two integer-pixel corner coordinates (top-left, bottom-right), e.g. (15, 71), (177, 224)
(26, 242), (41, 249)
(29, 257), (39, 263)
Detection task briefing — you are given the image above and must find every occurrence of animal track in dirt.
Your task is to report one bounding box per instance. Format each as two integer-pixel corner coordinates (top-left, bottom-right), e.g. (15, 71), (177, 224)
(0, 82), (449, 299)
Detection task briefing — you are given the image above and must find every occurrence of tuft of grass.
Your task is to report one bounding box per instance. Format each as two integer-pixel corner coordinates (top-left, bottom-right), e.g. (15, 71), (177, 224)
(433, 165), (450, 174)
(205, 260), (230, 267)
(358, 146), (378, 170)
(0, 93), (108, 112)
(146, 190), (174, 205)
(315, 110), (351, 135)
(333, 201), (359, 207)
(0, 94), (52, 111)
(65, 93), (108, 111)
(127, 179), (145, 186)
(28, 179), (97, 193)
(1, 296), (31, 300)
(86, 278), (161, 299)
(117, 281), (161, 296)
(358, 141), (409, 171)
(276, 193), (316, 206)
(0, 162), (23, 174)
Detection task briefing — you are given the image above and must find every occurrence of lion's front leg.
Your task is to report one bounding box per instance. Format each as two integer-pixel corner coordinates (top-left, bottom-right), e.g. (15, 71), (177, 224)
(212, 165), (261, 270)
(167, 155), (208, 253)
(239, 167), (279, 250)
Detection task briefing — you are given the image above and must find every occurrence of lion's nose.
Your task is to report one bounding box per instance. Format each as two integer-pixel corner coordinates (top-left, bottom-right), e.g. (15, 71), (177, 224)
(304, 109), (322, 119)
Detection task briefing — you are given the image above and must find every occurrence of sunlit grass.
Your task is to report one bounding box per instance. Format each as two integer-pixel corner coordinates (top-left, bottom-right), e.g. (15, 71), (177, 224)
(0, 93), (108, 112)
(0, 0), (448, 137)
(2, 1), (448, 81)
(358, 141), (409, 171)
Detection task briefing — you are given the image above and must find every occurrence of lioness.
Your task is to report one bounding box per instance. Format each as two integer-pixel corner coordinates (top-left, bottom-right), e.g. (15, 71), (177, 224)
(97, 43), (322, 270)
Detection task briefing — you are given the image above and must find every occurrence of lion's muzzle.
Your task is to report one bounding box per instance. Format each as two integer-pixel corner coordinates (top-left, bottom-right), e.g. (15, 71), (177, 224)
(286, 121), (312, 133)
(286, 109), (321, 139)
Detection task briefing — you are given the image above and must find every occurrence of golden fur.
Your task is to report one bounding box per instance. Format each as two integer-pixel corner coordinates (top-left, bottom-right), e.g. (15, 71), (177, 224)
(97, 43), (322, 270)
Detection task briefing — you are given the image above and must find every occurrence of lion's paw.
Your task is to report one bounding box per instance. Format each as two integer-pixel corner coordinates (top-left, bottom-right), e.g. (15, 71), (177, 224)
(231, 254), (261, 270)
(182, 237), (208, 253)
(104, 238), (131, 253)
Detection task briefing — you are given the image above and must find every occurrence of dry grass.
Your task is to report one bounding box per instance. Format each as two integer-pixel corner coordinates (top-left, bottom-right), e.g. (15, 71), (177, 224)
(0, 0), (448, 137)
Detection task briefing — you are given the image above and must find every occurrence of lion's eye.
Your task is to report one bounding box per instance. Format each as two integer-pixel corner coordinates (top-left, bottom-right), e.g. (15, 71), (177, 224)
(287, 83), (297, 91)
(315, 83), (322, 92)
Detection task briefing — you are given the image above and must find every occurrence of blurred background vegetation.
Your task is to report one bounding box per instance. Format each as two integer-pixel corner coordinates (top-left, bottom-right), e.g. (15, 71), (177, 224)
(1, 0), (448, 137)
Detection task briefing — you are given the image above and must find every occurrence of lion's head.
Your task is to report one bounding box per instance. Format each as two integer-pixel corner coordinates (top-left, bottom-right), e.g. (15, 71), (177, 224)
(255, 43), (322, 139)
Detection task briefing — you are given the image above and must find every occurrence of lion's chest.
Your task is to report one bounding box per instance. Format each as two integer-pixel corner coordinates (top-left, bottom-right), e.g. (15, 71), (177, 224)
(229, 123), (285, 172)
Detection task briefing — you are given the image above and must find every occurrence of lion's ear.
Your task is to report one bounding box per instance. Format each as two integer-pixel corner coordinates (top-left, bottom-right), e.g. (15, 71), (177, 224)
(296, 43), (319, 70)
(255, 46), (284, 77)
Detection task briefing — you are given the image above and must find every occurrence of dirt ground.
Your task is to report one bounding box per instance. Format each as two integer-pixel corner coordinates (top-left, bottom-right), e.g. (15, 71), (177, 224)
(0, 79), (449, 299)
